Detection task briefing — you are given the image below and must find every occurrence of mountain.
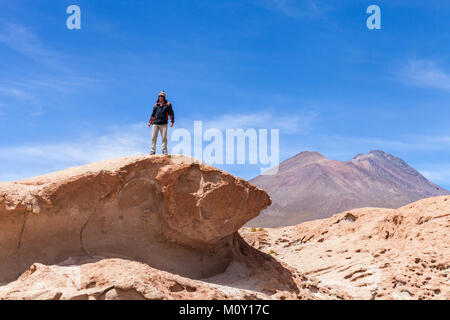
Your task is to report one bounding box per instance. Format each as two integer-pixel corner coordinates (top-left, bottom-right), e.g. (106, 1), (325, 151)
(248, 150), (449, 227)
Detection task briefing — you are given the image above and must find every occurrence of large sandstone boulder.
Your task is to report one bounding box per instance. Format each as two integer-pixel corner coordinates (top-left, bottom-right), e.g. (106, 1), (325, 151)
(0, 155), (271, 284)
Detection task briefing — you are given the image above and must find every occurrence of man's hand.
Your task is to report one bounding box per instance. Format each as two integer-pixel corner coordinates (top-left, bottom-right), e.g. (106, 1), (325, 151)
(147, 122), (152, 127)
(170, 122), (174, 127)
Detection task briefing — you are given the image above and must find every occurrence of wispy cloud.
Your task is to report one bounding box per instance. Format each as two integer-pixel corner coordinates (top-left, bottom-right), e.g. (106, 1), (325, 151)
(0, 86), (30, 99)
(202, 110), (318, 134)
(0, 21), (102, 116)
(1, 74), (101, 98)
(402, 59), (450, 91)
(0, 84), (41, 111)
(311, 134), (450, 161)
(419, 165), (450, 188)
(0, 123), (148, 165)
(0, 21), (68, 69)
(250, 0), (332, 19)
(0, 123), (149, 181)
(0, 77), (85, 117)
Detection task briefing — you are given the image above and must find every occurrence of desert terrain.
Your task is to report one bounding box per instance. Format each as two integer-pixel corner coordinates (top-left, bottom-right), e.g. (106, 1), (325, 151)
(0, 155), (448, 300)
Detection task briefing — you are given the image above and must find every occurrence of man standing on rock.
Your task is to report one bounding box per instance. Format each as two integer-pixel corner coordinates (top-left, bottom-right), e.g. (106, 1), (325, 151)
(147, 91), (175, 155)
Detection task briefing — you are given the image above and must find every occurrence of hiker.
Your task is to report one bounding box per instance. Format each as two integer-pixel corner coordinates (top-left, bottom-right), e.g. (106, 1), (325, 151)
(147, 91), (175, 155)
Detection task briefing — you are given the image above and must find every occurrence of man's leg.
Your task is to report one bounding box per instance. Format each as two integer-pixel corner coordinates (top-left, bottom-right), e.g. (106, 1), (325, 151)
(160, 124), (168, 155)
(151, 124), (159, 154)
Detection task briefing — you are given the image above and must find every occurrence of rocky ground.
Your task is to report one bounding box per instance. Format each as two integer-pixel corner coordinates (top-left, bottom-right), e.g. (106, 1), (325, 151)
(241, 196), (450, 300)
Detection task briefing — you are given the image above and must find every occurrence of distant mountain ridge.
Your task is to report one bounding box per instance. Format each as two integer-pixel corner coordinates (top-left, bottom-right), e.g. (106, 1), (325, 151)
(248, 150), (449, 227)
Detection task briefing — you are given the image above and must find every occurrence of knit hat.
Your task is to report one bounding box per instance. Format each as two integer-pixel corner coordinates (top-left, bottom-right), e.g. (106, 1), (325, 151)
(158, 90), (166, 98)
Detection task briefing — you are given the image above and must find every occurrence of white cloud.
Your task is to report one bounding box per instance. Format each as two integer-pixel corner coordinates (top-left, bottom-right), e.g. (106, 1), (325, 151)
(4, 124), (148, 163)
(419, 165), (450, 187)
(319, 134), (450, 154)
(201, 110), (317, 134)
(0, 22), (103, 117)
(0, 83), (44, 104)
(0, 86), (29, 99)
(250, 0), (331, 19)
(0, 74), (100, 106)
(0, 22), (67, 69)
(0, 85), (42, 114)
(403, 59), (450, 91)
(0, 123), (149, 181)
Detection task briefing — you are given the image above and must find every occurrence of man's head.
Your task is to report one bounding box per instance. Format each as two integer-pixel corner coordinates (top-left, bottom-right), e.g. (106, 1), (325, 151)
(158, 91), (166, 102)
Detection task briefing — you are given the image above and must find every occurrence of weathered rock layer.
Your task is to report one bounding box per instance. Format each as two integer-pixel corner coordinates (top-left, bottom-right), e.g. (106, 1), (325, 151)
(0, 233), (340, 300)
(241, 196), (450, 300)
(0, 155), (271, 284)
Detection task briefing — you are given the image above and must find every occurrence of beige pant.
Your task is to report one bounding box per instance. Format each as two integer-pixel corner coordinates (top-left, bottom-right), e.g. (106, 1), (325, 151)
(151, 124), (168, 154)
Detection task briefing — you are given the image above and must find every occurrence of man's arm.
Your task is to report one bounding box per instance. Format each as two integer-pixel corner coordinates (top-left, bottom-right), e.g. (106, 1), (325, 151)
(168, 103), (174, 125)
(148, 105), (156, 126)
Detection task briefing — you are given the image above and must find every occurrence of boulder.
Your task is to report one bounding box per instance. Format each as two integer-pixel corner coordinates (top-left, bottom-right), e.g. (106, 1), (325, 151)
(0, 155), (271, 284)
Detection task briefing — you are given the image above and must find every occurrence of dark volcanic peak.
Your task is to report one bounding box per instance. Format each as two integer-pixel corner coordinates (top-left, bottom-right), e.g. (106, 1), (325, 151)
(249, 150), (449, 228)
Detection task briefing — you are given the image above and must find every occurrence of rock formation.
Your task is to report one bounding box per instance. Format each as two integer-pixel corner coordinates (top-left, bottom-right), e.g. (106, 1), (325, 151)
(0, 155), (270, 282)
(0, 155), (336, 300)
(2, 154), (446, 300)
(241, 195), (450, 300)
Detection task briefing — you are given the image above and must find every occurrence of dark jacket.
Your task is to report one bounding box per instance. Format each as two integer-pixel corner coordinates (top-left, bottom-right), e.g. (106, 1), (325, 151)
(149, 101), (174, 125)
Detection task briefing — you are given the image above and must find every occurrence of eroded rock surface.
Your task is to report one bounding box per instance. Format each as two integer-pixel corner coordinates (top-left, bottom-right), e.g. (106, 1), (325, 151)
(0, 233), (343, 300)
(242, 196), (450, 300)
(0, 155), (270, 284)
(6, 154), (444, 300)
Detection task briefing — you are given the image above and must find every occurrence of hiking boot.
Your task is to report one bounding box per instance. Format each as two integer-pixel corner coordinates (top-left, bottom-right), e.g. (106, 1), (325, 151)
(150, 151), (156, 155)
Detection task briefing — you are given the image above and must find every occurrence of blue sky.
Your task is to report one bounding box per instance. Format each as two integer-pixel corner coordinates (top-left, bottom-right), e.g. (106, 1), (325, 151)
(0, 0), (450, 189)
